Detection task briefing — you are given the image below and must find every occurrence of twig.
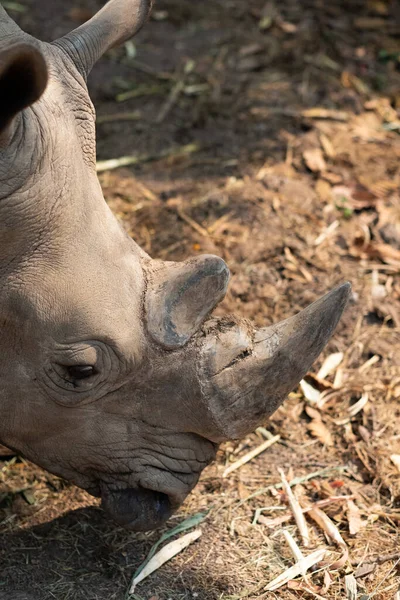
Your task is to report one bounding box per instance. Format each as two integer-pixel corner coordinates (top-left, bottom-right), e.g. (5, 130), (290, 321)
(255, 495), (354, 526)
(308, 507), (349, 569)
(223, 435), (280, 477)
(96, 143), (201, 172)
(351, 552), (400, 566)
(156, 60), (195, 123)
(176, 206), (210, 238)
(279, 469), (310, 547)
(97, 111), (141, 124)
(369, 557), (400, 598)
(116, 83), (169, 102)
(283, 530), (305, 568)
(236, 465), (348, 507)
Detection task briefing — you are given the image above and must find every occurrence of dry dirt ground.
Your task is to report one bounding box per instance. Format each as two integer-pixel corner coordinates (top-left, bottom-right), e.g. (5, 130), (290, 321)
(1, 1), (400, 599)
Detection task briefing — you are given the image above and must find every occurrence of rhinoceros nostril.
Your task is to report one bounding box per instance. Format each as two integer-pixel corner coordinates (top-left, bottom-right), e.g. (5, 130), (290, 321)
(101, 487), (173, 531)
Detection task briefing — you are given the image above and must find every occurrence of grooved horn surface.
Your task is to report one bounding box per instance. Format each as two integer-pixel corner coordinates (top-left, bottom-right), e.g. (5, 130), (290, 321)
(199, 283), (351, 440)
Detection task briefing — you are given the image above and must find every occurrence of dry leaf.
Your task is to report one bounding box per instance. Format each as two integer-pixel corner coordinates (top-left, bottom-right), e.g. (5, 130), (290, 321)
(390, 455), (400, 473)
(319, 134), (335, 159)
(307, 419), (333, 446)
(346, 500), (363, 535)
(129, 529), (202, 592)
(315, 179), (332, 202)
(304, 148), (327, 173)
(305, 406), (333, 446)
(354, 562), (376, 578)
(266, 548), (327, 591)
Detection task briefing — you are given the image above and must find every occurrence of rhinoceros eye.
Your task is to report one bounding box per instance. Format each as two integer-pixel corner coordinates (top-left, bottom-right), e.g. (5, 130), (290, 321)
(67, 365), (96, 380)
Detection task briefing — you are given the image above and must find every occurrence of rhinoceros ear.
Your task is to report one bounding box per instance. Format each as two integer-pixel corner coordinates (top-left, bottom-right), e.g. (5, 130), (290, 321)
(53, 0), (153, 78)
(146, 255), (230, 349)
(0, 43), (48, 139)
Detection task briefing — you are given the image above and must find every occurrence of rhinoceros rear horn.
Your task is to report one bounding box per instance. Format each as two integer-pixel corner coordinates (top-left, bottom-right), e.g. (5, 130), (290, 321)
(54, 0), (153, 78)
(146, 255), (230, 349)
(200, 283), (351, 440)
(0, 43), (48, 137)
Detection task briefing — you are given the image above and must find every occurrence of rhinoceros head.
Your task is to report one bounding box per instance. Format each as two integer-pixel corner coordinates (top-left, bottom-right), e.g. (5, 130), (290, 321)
(0, 0), (350, 530)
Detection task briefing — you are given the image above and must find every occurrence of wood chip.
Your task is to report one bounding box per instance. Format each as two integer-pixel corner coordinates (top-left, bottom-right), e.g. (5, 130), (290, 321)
(265, 548), (327, 591)
(345, 574), (358, 600)
(314, 220), (339, 246)
(317, 353), (344, 380)
(129, 529), (202, 592)
(222, 435), (280, 477)
(347, 499), (363, 535)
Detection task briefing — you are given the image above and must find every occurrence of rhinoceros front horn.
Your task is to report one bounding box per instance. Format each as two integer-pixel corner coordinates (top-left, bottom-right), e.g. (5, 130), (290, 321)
(198, 283), (351, 440)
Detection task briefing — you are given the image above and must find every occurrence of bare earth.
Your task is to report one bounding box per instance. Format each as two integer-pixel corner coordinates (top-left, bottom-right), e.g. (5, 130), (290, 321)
(1, 0), (400, 599)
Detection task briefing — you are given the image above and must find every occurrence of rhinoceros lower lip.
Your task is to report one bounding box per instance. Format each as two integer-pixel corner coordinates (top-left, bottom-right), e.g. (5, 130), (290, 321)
(100, 487), (173, 531)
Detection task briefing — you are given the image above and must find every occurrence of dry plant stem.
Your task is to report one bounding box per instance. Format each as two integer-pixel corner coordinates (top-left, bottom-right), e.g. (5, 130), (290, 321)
(96, 143), (201, 172)
(307, 507), (349, 569)
(256, 495), (354, 526)
(236, 465), (347, 507)
(351, 553), (400, 566)
(282, 530), (305, 569)
(223, 435), (280, 477)
(279, 469), (310, 547)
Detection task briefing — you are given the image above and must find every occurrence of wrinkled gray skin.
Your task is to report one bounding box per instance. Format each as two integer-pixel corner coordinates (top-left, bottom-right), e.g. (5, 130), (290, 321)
(0, 0), (351, 531)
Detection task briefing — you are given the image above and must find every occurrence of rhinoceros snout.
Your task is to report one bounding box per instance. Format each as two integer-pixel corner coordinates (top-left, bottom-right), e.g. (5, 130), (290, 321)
(101, 487), (173, 531)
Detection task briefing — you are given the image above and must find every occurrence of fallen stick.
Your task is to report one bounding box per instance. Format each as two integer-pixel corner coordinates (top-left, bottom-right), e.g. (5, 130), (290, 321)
(308, 507), (348, 569)
(279, 469), (310, 547)
(237, 465), (347, 507)
(96, 143), (201, 173)
(222, 435), (280, 477)
(256, 495), (354, 527)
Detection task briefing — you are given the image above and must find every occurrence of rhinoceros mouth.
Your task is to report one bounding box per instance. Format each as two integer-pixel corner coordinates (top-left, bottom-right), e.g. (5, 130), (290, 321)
(100, 486), (174, 531)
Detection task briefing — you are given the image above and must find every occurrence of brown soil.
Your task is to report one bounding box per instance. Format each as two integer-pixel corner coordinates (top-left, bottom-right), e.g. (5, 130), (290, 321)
(1, 1), (400, 599)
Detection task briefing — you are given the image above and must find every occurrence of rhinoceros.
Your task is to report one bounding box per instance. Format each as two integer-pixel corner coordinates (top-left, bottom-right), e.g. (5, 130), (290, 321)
(0, 0), (350, 532)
